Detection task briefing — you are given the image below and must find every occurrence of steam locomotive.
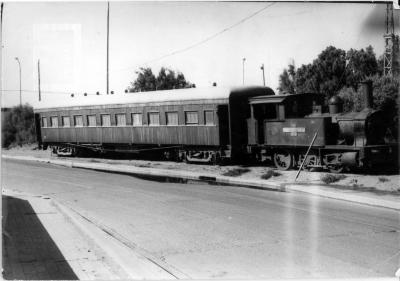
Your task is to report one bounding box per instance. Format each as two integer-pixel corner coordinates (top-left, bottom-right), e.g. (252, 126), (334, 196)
(34, 81), (397, 172)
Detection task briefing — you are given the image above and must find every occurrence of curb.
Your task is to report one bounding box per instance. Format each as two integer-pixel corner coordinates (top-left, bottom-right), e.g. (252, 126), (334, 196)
(2, 155), (284, 192)
(3, 155), (399, 211)
(285, 184), (400, 210)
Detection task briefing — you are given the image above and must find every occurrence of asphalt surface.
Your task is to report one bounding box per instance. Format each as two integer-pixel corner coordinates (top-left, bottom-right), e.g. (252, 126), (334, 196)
(2, 158), (400, 278)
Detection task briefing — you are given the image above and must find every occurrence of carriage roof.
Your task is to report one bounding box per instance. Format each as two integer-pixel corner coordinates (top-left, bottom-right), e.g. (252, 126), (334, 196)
(34, 86), (274, 112)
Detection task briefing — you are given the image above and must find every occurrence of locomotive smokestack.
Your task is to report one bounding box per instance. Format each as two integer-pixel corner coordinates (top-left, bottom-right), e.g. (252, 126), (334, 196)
(360, 80), (373, 109)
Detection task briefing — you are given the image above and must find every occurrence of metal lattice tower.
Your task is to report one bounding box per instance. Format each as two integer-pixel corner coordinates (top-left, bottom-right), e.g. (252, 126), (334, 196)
(383, 3), (396, 76)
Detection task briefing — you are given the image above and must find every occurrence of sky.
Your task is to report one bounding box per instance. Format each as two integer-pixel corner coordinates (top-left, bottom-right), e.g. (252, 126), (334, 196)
(1, 1), (399, 108)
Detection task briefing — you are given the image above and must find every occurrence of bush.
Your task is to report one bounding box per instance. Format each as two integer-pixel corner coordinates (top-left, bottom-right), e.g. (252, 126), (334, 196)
(378, 177), (389, 183)
(2, 105), (36, 148)
(349, 178), (363, 188)
(222, 168), (250, 177)
(261, 169), (281, 180)
(320, 173), (346, 184)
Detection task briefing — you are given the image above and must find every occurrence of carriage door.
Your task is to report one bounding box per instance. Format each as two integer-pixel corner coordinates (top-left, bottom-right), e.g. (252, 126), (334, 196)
(34, 113), (42, 147)
(217, 105), (230, 145)
(247, 104), (267, 145)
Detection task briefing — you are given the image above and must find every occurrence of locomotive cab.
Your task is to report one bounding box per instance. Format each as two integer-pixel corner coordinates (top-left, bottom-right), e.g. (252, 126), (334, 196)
(247, 93), (326, 147)
(247, 93), (331, 168)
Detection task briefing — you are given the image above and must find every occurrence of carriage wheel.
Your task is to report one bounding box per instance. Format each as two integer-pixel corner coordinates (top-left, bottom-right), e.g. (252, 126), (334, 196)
(211, 152), (222, 165)
(273, 150), (293, 170)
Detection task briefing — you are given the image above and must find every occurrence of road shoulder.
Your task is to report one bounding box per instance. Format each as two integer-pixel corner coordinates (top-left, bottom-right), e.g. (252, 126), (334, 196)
(3, 154), (399, 210)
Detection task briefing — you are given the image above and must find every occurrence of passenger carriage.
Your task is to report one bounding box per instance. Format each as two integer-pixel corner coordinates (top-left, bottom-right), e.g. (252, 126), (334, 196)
(34, 86), (274, 163)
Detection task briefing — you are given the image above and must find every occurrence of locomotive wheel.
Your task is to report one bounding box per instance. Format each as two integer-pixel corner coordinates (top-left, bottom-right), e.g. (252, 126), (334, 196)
(328, 165), (344, 174)
(323, 153), (344, 173)
(273, 150), (293, 170)
(301, 155), (318, 171)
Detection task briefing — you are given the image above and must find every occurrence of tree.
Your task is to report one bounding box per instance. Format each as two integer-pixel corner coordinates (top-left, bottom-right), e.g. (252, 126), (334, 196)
(295, 63), (319, 94)
(313, 46), (346, 98)
(278, 63), (296, 94)
(2, 105), (36, 148)
(156, 67), (192, 90)
(345, 45), (378, 90)
(127, 67), (192, 92)
(371, 74), (399, 115)
(282, 46), (347, 99)
(128, 67), (157, 92)
(338, 86), (365, 113)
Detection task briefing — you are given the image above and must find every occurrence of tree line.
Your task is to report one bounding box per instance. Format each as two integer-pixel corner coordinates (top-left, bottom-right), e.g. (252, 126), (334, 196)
(278, 44), (399, 139)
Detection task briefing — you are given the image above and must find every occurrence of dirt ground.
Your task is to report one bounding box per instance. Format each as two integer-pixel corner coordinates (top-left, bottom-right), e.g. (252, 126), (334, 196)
(2, 144), (400, 195)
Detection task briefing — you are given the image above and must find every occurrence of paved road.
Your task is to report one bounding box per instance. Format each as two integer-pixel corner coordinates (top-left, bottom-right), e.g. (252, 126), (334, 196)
(2, 158), (399, 278)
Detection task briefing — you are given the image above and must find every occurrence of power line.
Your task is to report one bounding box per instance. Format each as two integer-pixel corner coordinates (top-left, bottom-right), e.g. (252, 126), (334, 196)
(112, 2), (276, 73)
(1, 89), (100, 96)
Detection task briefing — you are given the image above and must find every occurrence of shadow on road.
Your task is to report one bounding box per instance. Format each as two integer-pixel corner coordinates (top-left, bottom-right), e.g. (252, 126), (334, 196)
(2, 195), (78, 280)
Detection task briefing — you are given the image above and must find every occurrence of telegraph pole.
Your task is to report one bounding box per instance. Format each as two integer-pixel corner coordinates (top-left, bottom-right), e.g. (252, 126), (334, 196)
(37, 60), (41, 101)
(260, 64), (265, 86)
(1, 3), (3, 99)
(106, 1), (110, 94)
(242, 58), (246, 85)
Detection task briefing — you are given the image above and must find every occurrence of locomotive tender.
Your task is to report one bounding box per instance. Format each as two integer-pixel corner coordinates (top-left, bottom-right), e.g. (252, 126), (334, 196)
(34, 82), (396, 172)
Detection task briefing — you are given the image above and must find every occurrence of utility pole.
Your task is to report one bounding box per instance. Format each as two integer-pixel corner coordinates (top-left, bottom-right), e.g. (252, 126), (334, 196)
(260, 64), (265, 86)
(1, 3), (4, 101)
(15, 57), (21, 106)
(106, 1), (110, 94)
(37, 60), (41, 101)
(242, 58), (246, 85)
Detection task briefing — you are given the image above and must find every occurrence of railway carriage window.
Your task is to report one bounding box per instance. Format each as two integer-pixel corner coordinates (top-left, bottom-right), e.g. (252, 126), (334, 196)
(132, 113), (142, 126)
(148, 112), (160, 126)
(166, 112), (178, 126)
(41, 117), (48, 127)
(204, 110), (214, 125)
(62, 116), (70, 127)
(254, 104), (277, 120)
(185, 111), (198, 125)
(74, 115), (83, 127)
(286, 101), (299, 118)
(87, 115), (96, 127)
(101, 114), (111, 127)
(50, 116), (58, 127)
(115, 113), (126, 126)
